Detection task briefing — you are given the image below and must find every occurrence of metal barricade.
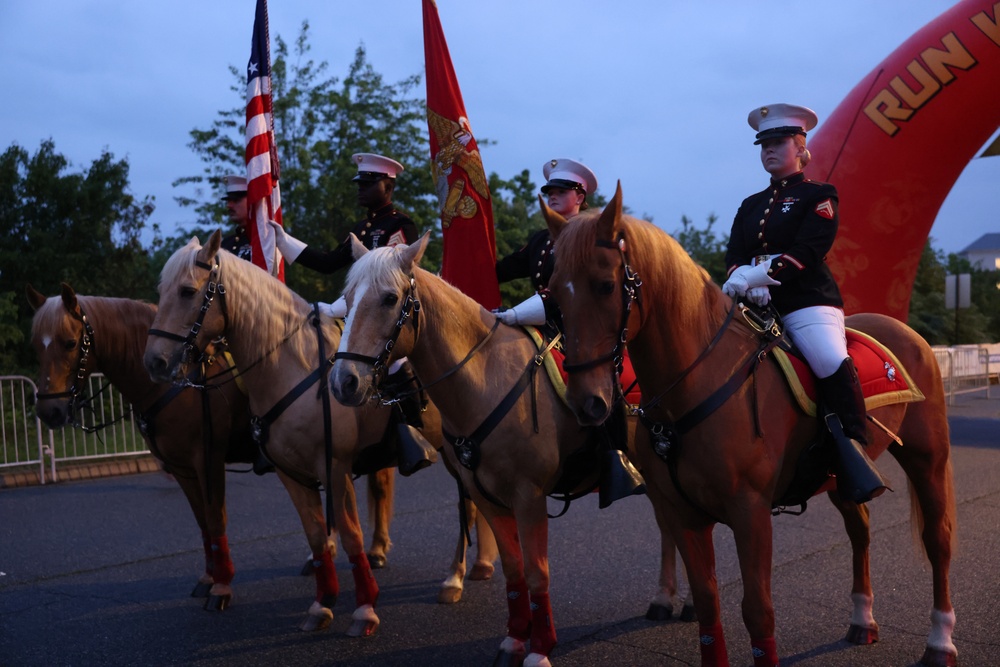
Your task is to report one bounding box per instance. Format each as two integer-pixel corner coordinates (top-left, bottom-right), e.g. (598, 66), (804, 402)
(932, 345), (994, 405)
(1, 374), (148, 484)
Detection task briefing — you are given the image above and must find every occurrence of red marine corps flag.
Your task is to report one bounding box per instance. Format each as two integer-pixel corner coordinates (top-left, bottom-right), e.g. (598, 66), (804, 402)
(245, 0), (284, 282)
(422, 0), (500, 310)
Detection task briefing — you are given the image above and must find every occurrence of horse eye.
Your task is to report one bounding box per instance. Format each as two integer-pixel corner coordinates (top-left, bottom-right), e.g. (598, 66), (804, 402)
(62, 339), (77, 351)
(596, 281), (616, 296)
(381, 293), (399, 307)
(180, 286), (197, 299)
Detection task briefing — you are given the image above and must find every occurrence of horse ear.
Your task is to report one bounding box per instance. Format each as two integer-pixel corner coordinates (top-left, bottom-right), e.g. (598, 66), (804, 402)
(60, 282), (79, 314)
(206, 229), (223, 255)
(400, 231), (430, 271)
(25, 284), (48, 312)
(349, 233), (369, 261)
(597, 181), (623, 241)
(539, 194), (569, 240)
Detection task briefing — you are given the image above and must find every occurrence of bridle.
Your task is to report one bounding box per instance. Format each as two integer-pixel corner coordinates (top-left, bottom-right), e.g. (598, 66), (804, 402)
(35, 303), (96, 418)
(560, 233), (642, 384)
(332, 275), (421, 403)
(148, 255), (230, 372)
(333, 273), (500, 405)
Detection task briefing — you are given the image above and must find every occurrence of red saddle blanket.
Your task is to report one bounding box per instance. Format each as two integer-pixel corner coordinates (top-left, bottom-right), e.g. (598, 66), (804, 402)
(773, 328), (925, 415)
(526, 329), (642, 406)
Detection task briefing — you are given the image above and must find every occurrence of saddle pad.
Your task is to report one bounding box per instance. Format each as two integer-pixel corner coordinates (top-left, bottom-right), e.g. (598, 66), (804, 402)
(772, 328), (925, 417)
(524, 328), (642, 408)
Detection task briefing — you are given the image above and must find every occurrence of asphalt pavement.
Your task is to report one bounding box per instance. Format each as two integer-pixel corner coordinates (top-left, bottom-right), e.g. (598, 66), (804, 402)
(1, 390), (998, 666)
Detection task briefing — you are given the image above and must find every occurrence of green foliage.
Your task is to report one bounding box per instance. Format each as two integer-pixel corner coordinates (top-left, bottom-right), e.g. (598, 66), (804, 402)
(491, 169), (541, 306)
(0, 139), (157, 373)
(671, 214), (728, 284)
(175, 24), (438, 302)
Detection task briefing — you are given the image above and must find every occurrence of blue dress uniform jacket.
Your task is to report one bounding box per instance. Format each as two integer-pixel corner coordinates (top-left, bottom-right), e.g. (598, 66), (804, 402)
(495, 228), (555, 292)
(221, 230), (253, 263)
(724, 171), (844, 314)
(295, 204), (419, 274)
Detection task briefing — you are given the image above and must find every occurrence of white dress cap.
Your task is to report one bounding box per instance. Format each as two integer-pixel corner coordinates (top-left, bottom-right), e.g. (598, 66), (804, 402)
(747, 103), (819, 144)
(223, 174), (247, 200)
(352, 153), (405, 181)
(541, 158), (598, 195)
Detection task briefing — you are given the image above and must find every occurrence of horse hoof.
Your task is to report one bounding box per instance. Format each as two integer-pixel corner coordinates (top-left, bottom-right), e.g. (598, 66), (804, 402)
(367, 553), (387, 569)
(300, 559), (314, 576)
(191, 581), (212, 598)
(524, 653), (553, 667)
(470, 562), (494, 580)
(299, 605), (333, 632)
(347, 604), (379, 637)
(679, 604), (697, 622)
(645, 602), (673, 621)
(437, 586), (463, 604)
(204, 593), (231, 611)
(920, 646), (958, 667)
(845, 623), (879, 645)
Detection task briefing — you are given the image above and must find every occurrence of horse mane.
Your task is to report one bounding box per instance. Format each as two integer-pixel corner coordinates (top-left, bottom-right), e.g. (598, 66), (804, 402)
(556, 208), (726, 339)
(32, 294), (156, 364)
(161, 242), (314, 369)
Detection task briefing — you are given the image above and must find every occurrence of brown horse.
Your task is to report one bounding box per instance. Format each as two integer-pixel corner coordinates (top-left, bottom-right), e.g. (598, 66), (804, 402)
(544, 185), (958, 667)
(329, 233), (688, 667)
(143, 232), (496, 635)
(26, 282), (400, 612)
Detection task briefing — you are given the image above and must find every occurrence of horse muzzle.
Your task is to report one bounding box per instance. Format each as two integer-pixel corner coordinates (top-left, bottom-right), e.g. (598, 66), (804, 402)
(330, 362), (372, 407)
(143, 346), (186, 384)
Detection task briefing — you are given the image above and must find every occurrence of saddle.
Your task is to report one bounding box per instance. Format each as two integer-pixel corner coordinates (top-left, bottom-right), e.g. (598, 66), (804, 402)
(773, 328), (925, 414)
(773, 328), (924, 512)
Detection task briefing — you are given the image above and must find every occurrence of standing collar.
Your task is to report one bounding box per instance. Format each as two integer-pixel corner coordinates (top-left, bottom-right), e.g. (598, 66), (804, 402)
(769, 171), (806, 189)
(367, 203), (395, 220)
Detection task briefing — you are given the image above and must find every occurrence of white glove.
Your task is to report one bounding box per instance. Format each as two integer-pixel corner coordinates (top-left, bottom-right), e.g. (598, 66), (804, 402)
(268, 220), (307, 264)
(495, 293), (546, 326)
(722, 260), (780, 297)
(318, 297), (347, 319)
(745, 286), (772, 306)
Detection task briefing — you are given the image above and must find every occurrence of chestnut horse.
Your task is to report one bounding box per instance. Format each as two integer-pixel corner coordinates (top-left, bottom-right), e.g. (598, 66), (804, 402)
(27, 282), (398, 611)
(143, 232), (496, 635)
(329, 234), (687, 667)
(544, 185), (957, 667)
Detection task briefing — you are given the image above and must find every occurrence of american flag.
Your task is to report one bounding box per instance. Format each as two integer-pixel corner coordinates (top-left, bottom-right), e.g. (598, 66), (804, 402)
(245, 0), (284, 281)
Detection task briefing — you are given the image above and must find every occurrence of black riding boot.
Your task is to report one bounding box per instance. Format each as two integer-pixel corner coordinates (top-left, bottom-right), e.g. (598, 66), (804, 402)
(385, 364), (436, 477)
(817, 359), (890, 504)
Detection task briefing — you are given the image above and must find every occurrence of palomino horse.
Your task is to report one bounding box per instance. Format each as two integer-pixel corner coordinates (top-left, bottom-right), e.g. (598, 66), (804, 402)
(143, 232), (496, 635)
(26, 282), (398, 611)
(330, 233), (687, 667)
(544, 185), (958, 667)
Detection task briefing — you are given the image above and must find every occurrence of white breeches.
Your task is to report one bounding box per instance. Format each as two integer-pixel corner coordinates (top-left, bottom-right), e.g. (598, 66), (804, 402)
(782, 305), (848, 379)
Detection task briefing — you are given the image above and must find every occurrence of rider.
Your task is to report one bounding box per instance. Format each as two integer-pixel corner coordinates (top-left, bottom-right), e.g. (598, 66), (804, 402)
(496, 158), (645, 508)
(269, 153), (434, 476)
(722, 103), (889, 504)
(220, 175), (253, 262)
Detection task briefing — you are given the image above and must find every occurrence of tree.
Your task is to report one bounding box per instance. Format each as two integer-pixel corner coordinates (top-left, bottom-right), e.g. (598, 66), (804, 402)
(672, 214), (728, 284)
(0, 140), (156, 373)
(176, 24), (438, 302)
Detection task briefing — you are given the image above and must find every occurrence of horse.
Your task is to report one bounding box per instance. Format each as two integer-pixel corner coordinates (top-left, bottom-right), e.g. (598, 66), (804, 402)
(329, 233), (690, 667)
(26, 282), (404, 611)
(142, 232), (497, 635)
(543, 184), (958, 667)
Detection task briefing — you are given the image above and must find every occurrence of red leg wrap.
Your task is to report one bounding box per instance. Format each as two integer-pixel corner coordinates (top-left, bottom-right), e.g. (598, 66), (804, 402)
(201, 530), (213, 576)
(751, 636), (778, 667)
(506, 580), (532, 641)
(349, 553), (379, 608)
(313, 550), (339, 604)
(529, 591), (557, 656)
(698, 623), (729, 667)
(210, 536), (234, 585)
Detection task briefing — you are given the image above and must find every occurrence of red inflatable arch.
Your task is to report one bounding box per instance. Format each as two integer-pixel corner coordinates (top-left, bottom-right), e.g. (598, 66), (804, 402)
(807, 0), (1000, 319)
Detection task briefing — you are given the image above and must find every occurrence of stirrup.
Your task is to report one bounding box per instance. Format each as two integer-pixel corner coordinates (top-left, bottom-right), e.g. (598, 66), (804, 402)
(598, 449), (646, 509)
(396, 423), (437, 477)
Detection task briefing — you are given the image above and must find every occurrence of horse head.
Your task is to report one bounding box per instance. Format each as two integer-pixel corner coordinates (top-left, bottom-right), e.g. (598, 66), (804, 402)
(144, 232), (226, 383)
(27, 282), (95, 427)
(331, 232), (429, 407)
(548, 182), (641, 425)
